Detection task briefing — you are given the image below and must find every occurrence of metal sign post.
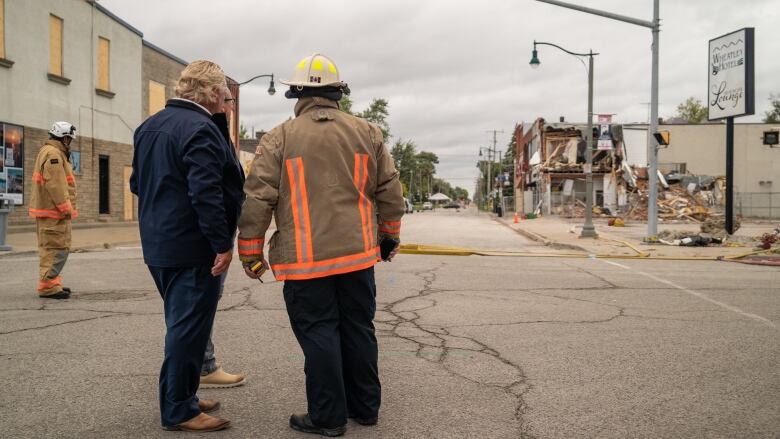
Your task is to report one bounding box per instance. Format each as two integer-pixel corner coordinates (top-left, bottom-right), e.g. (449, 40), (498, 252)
(707, 27), (755, 235)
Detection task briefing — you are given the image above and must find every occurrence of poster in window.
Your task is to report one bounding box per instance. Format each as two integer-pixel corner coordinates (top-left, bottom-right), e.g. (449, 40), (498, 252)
(70, 151), (81, 174)
(1, 122), (24, 204)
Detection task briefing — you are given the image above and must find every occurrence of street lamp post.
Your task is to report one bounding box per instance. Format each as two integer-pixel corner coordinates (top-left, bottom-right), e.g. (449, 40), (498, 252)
(238, 73), (276, 95)
(535, 0), (660, 240)
(530, 41), (598, 238)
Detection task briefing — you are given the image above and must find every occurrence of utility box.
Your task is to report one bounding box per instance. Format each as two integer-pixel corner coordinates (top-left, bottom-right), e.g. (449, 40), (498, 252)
(0, 195), (15, 251)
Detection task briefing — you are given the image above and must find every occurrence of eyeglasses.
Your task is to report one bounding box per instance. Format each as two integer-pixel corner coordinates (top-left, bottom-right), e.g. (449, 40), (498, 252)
(224, 98), (235, 103)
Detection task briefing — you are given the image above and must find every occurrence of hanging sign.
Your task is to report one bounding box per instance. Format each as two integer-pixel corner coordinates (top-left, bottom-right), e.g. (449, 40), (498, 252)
(708, 28), (754, 120)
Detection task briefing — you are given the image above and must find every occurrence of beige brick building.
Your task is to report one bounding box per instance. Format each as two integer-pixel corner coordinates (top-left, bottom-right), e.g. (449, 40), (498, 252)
(0, 0), (224, 225)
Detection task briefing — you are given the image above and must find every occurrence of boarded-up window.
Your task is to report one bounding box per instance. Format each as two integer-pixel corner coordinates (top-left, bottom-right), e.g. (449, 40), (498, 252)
(0, 0), (6, 59)
(98, 37), (110, 90)
(49, 14), (63, 76)
(149, 81), (166, 115)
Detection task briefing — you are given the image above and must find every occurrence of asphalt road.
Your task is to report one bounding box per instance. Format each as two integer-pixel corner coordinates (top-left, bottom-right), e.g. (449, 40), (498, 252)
(1, 209), (778, 438)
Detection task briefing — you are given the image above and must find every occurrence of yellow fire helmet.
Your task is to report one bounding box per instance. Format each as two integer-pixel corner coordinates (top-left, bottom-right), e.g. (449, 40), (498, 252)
(280, 53), (344, 88)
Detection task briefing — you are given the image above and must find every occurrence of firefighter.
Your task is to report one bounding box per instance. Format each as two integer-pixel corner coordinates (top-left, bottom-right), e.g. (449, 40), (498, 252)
(237, 53), (404, 436)
(29, 121), (78, 299)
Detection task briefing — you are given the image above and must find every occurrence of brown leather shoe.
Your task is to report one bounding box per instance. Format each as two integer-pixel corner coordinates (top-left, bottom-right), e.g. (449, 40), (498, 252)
(198, 399), (221, 413)
(163, 413), (230, 432)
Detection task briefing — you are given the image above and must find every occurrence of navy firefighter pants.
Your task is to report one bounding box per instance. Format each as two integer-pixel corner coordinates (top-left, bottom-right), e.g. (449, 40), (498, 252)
(283, 266), (381, 428)
(148, 265), (221, 427)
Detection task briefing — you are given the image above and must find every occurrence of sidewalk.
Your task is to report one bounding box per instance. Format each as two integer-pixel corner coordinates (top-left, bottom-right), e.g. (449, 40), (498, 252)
(1, 221), (141, 257)
(497, 214), (779, 259)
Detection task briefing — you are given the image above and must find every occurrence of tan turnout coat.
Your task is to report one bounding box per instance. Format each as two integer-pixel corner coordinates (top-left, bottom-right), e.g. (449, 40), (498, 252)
(237, 97), (404, 281)
(29, 139), (78, 220)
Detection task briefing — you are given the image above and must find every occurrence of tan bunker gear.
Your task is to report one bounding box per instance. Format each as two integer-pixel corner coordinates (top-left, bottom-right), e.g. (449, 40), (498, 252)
(237, 97), (405, 281)
(29, 139), (77, 295)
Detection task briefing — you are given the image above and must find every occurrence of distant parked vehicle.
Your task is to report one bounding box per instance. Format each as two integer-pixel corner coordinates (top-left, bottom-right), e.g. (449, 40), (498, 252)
(404, 198), (414, 214)
(422, 202), (433, 211)
(443, 202), (461, 209)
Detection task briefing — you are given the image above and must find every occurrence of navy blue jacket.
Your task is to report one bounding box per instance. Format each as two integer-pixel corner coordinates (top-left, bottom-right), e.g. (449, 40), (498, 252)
(130, 99), (245, 267)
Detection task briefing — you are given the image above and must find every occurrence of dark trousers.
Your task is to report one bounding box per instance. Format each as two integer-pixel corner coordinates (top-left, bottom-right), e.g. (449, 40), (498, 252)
(148, 265), (221, 427)
(283, 267), (381, 428)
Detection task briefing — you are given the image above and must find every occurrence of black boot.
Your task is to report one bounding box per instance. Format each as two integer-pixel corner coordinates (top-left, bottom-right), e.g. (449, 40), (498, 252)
(348, 415), (378, 426)
(39, 290), (70, 300)
(289, 414), (346, 437)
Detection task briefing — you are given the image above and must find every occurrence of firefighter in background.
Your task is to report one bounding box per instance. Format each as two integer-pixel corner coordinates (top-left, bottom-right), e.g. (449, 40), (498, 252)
(237, 53), (404, 436)
(29, 121), (78, 299)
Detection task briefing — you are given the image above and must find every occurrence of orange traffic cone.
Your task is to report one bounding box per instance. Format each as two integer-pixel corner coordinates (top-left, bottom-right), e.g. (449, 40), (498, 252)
(513, 212), (519, 224)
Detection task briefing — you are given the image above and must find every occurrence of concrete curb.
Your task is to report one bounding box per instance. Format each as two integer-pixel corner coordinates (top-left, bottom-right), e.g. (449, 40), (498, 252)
(0, 240), (142, 259)
(8, 221), (139, 234)
(493, 217), (590, 253)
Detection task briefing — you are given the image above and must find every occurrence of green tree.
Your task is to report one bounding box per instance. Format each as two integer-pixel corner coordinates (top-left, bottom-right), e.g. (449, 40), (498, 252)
(391, 139), (419, 198)
(338, 96), (391, 140)
(763, 94), (780, 123)
(239, 122), (249, 139)
(338, 95), (354, 115)
(674, 97), (708, 123)
(415, 151), (439, 198)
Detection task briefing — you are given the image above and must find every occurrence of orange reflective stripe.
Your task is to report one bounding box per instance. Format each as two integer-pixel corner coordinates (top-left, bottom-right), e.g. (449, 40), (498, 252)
(66, 175), (75, 185)
(32, 172), (46, 184)
(272, 247), (379, 270)
(361, 154), (374, 248)
(271, 247), (380, 281)
(237, 238), (264, 256)
(297, 159), (314, 262)
(286, 158), (313, 263)
(29, 208), (65, 219)
(38, 276), (63, 290)
(56, 201), (73, 213)
(379, 220), (401, 234)
(379, 224), (401, 234)
(354, 154), (371, 251)
(275, 258), (378, 281)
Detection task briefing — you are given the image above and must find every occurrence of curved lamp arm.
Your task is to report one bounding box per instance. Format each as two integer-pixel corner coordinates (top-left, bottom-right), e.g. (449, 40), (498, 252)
(533, 40), (597, 58)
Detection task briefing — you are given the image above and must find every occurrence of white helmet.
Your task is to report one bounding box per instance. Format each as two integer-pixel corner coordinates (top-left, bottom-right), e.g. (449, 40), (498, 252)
(280, 53), (344, 88)
(49, 121), (77, 140)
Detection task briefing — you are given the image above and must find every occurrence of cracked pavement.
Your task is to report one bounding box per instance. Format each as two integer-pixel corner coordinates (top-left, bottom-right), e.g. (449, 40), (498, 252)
(1, 209), (779, 438)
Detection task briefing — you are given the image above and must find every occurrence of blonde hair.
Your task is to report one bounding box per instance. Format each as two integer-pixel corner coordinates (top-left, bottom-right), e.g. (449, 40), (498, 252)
(174, 60), (226, 106)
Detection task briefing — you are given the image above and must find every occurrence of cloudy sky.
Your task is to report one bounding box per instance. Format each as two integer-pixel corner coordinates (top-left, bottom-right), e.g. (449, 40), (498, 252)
(103, 0), (780, 193)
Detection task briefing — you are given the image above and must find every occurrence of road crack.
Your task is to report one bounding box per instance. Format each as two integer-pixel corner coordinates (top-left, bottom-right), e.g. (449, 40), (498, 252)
(379, 264), (536, 438)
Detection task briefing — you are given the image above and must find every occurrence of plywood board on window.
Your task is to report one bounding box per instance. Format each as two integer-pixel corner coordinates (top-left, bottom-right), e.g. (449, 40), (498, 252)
(148, 80), (166, 116)
(98, 37), (110, 90)
(49, 14), (63, 76)
(0, 0), (6, 59)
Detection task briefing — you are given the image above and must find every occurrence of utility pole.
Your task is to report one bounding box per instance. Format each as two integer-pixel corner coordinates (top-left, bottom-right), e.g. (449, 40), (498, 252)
(486, 130), (504, 213)
(535, 0), (661, 239)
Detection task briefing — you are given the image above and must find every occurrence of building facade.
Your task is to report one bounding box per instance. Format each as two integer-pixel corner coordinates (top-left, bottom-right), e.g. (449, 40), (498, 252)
(1, 0), (142, 224)
(515, 118), (780, 218)
(1, 0), (241, 225)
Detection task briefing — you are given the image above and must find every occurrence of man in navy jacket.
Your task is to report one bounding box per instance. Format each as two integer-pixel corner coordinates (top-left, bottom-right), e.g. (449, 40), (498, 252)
(130, 60), (243, 433)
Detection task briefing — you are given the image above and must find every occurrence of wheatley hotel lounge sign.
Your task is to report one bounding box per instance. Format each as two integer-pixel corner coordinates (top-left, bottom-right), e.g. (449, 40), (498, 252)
(708, 28), (755, 120)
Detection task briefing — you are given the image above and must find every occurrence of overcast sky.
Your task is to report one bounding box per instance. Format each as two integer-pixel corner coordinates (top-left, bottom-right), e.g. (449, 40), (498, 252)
(102, 0), (780, 193)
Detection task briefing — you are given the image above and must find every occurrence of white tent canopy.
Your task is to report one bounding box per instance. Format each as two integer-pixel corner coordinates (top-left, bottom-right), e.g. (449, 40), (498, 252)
(428, 193), (451, 201)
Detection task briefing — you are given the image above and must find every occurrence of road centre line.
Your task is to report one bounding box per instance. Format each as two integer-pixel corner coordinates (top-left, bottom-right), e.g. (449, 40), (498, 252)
(600, 259), (776, 328)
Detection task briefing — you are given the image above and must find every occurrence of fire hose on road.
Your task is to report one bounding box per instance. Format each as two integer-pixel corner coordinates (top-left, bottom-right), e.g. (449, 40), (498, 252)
(399, 243), (780, 263)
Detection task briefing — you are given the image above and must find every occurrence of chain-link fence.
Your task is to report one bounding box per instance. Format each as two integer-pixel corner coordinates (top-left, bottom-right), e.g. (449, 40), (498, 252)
(736, 193), (780, 219)
(541, 190), (780, 220)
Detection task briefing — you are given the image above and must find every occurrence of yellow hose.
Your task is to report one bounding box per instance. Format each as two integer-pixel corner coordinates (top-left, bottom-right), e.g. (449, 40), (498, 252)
(399, 243), (774, 262)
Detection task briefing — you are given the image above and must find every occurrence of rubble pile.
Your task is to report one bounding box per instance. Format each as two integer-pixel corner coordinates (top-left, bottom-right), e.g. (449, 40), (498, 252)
(623, 172), (725, 223)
